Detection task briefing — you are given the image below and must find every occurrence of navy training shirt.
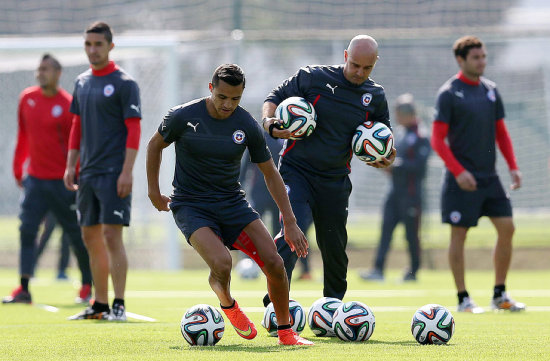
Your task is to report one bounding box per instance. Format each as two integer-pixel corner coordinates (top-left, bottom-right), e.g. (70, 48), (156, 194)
(159, 98), (271, 203)
(434, 74), (505, 177)
(70, 64), (141, 177)
(390, 125), (431, 198)
(266, 65), (390, 178)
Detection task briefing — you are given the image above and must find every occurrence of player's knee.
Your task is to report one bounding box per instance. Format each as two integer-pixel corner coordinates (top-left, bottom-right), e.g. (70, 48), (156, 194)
(210, 259), (232, 282)
(262, 253), (285, 278)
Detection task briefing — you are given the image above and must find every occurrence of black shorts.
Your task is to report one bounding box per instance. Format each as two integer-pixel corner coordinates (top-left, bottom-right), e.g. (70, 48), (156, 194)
(171, 195), (260, 248)
(441, 173), (512, 227)
(76, 173), (131, 226)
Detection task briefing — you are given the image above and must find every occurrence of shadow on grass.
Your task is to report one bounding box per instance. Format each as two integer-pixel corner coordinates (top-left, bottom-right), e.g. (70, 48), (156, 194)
(169, 344), (303, 353)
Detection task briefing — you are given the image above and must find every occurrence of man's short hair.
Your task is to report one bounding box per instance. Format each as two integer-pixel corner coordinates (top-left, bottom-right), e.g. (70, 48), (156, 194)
(85, 21), (113, 43)
(394, 93), (416, 116)
(211, 64), (245, 88)
(453, 35), (483, 59)
(41, 53), (62, 71)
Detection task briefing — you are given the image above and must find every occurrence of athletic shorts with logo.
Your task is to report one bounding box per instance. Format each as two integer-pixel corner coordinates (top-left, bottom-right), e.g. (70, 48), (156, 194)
(441, 172), (512, 227)
(171, 195), (260, 249)
(77, 173), (131, 226)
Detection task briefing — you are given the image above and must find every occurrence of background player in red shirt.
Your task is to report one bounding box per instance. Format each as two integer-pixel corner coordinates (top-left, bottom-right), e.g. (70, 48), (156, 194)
(64, 22), (141, 320)
(3, 54), (92, 304)
(432, 36), (525, 313)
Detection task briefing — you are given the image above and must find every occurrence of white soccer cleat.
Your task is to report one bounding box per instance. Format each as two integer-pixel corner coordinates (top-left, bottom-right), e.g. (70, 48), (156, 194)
(491, 292), (526, 312)
(457, 296), (484, 314)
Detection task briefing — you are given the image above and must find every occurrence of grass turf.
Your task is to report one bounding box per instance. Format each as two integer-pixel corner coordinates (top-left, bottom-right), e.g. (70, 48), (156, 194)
(0, 268), (549, 360)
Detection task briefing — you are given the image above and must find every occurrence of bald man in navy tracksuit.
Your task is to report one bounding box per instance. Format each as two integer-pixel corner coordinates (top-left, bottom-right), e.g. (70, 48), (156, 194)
(261, 35), (395, 306)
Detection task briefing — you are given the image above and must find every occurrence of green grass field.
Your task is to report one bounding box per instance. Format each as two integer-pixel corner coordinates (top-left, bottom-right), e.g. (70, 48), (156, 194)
(1, 268), (549, 360)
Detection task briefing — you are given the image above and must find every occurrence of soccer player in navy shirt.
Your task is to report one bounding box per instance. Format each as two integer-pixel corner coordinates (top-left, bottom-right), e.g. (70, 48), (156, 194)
(361, 94), (430, 282)
(261, 35), (396, 305)
(3, 54), (92, 305)
(432, 36), (525, 313)
(147, 64), (313, 346)
(64, 22), (142, 320)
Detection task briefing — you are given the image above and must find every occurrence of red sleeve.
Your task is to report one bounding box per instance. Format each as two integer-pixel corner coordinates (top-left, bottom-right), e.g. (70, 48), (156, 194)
(125, 117), (141, 150)
(431, 120), (465, 177)
(13, 98), (29, 181)
(68, 114), (81, 150)
(495, 118), (518, 171)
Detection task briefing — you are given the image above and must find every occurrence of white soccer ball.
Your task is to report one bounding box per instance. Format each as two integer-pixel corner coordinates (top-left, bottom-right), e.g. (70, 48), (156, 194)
(411, 304), (455, 345)
(332, 301), (375, 342)
(261, 300), (306, 336)
(351, 121), (394, 163)
(235, 258), (260, 280)
(308, 297), (343, 337)
(275, 96), (317, 140)
(180, 304), (225, 346)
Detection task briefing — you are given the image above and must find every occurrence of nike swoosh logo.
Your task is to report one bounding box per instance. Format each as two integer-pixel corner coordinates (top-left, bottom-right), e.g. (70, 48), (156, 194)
(234, 324), (253, 337)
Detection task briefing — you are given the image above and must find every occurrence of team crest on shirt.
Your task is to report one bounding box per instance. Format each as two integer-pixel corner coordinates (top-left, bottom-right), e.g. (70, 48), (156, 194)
(27, 98), (36, 107)
(450, 211), (462, 224)
(361, 93), (373, 106)
(103, 84), (115, 97)
(487, 88), (496, 102)
(51, 105), (63, 118)
(232, 130), (246, 144)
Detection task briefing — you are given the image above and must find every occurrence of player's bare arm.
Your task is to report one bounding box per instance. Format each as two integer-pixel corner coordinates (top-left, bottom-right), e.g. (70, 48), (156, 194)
(146, 132), (171, 212)
(64, 149), (80, 191)
(118, 148), (137, 198)
(367, 146), (397, 169)
(262, 101), (291, 139)
(455, 169), (477, 191)
(256, 159), (309, 258)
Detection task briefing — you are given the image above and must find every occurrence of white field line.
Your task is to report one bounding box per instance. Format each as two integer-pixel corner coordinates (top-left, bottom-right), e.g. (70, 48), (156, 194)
(122, 289), (550, 299)
(126, 312), (156, 322)
(34, 303), (59, 312)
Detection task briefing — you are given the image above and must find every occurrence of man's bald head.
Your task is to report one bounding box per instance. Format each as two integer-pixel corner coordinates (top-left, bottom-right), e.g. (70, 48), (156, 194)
(343, 35), (379, 85)
(347, 35), (378, 56)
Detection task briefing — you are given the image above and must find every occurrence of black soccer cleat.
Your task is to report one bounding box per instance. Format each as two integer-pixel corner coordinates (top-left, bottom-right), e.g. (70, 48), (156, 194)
(2, 286), (32, 304)
(68, 306), (110, 320)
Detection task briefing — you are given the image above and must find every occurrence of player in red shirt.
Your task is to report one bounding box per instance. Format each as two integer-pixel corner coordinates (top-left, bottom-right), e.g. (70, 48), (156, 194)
(3, 54), (92, 305)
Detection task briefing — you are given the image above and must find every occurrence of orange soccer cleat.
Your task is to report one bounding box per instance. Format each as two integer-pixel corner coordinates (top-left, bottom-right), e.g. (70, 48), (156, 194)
(277, 328), (314, 346)
(221, 300), (257, 340)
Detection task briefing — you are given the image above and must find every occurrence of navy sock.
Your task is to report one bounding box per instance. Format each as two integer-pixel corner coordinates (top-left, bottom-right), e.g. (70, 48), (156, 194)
(493, 284), (505, 299)
(277, 324), (291, 330)
(457, 291), (469, 304)
(92, 301), (110, 313)
(113, 298), (125, 307)
(20, 277), (29, 292)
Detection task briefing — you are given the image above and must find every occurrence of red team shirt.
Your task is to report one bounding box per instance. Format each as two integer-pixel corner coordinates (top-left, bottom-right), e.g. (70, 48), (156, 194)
(13, 86), (73, 181)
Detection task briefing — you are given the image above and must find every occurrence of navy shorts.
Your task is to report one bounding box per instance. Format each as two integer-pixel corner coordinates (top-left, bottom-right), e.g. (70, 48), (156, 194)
(76, 173), (131, 226)
(171, 195), (260, 249)
(441, 173), (512, 227)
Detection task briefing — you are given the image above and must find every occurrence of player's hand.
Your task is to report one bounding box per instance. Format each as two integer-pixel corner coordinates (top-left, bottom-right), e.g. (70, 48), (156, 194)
(510, 169), (522, 190)
(263, 117), (291, 139)
(367, 147), (397, 169)
(63, 167), (78, 192)
(15, 178), (23, 188)
(283, 221), (309, 258)
(456, 170), (477, 191)
(117, 170), (133, 198)
(148, 192), (171, 212)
